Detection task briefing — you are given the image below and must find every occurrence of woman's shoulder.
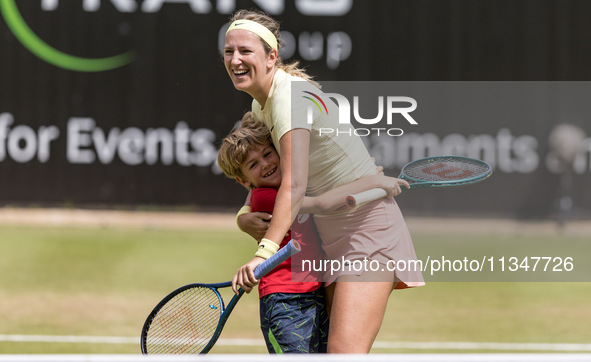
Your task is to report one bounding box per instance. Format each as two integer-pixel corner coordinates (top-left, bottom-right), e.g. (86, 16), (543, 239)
(272, 69), (293, 92)
(275, 69), (314, 89)
(271, 69), (319, 103)
(264, 69), (293, 108)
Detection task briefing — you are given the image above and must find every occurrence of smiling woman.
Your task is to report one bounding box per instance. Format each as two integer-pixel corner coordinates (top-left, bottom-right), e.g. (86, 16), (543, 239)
(0, 0), (134, 72)
(223, 9), (423, 354)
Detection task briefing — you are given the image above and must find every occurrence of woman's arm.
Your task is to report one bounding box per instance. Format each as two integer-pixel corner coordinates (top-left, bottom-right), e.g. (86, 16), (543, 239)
(231, 129), (310, 294)
(300, 173), (410, 214)
(264, 129), (309, 242)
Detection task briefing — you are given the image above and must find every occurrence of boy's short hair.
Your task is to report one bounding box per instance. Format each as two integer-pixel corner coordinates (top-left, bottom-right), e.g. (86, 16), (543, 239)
(217, 112), (273, 188)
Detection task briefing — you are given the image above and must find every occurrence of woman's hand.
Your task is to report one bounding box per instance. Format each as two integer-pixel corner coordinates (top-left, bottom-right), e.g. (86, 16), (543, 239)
(231, 256), (265, 294)
(371, 157), (384, 175)
(237, 212), (271, 242)
(372, 174), (410, 197)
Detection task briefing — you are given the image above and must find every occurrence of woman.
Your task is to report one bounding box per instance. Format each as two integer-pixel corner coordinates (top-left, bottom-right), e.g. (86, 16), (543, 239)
(223, 9), (424, 353)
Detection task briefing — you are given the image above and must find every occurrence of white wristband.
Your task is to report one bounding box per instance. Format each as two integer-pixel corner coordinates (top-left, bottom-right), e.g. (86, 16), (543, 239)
(255, 238), (280, 260)
(235, 206), (251, 231)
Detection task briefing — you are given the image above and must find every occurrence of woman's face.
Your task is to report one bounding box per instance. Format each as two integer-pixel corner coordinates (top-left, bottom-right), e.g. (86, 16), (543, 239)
(224, 29), (275, 97)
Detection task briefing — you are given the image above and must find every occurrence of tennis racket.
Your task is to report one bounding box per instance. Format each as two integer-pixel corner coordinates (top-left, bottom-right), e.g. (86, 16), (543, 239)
(347, 156), (492, 207)
(140, 239), (301, 355)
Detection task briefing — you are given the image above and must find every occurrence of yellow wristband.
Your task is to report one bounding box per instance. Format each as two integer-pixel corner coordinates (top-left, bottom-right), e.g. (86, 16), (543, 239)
(235, 206), (251, 231)
(255, 238), (280, 260)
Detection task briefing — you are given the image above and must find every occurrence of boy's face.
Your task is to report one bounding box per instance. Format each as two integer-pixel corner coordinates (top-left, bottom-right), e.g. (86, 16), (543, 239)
(237, 144), (282, 189)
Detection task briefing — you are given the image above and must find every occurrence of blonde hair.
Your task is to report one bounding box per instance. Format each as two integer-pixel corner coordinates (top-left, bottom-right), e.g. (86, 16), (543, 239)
(217, 112), (273, 190)
(229, 9), (321, 88)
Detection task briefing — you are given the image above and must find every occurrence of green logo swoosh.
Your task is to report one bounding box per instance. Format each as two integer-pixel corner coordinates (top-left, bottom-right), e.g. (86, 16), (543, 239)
(0, 0), (134, 72)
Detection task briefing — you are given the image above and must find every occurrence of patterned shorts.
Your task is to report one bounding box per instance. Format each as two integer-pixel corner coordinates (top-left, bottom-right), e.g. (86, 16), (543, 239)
(259, 289), (329, 354)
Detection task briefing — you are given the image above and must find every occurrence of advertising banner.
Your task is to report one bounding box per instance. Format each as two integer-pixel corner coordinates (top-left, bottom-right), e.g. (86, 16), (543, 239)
(1, 0), (590, 218)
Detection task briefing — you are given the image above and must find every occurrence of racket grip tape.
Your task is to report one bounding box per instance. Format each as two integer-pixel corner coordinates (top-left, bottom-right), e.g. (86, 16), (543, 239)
(253, 240), (301, 279)
(346, 188), (388, 208)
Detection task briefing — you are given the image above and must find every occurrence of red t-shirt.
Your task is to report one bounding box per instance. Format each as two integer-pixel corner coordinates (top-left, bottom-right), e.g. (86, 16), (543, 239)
(250, 187), (324, 298)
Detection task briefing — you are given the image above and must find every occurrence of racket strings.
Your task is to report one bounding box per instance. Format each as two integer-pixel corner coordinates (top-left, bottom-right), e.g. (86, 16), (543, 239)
(404, 157), (490, 183)
(145, 286), (222, 354)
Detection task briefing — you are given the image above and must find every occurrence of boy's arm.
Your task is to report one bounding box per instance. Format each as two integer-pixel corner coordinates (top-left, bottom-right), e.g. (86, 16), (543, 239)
(300, 174), (410, 214)
(237, 212), (271, 241)
(236, 191), (272, 242)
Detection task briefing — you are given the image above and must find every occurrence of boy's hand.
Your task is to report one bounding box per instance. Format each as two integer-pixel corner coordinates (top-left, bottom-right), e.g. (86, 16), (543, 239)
(237, 212), (271, 242)
(232, 256), (265, 294)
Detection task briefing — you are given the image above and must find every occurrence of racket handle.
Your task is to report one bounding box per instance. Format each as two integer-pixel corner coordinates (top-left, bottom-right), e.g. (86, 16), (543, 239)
(254, 239), (301, 279)
(346, 188), (388, 208)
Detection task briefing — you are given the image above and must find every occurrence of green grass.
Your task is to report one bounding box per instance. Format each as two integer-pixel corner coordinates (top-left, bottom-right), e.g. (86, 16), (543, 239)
(0, 224), (589, 354)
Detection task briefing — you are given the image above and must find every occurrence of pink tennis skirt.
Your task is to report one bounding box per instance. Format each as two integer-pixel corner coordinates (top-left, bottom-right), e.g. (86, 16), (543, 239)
(313, 197), (425, 289)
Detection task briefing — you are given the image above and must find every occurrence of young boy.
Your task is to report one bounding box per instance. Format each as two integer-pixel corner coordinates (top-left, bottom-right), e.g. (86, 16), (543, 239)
(217, 114), (328, 354)
(217, 112), (406, 354)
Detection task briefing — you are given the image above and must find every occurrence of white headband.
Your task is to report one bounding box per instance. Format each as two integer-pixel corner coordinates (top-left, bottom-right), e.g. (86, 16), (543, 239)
(226, 19), (278, 51)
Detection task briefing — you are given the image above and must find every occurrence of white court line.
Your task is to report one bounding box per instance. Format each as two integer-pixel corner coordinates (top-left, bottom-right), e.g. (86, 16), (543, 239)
(1, 335), (591, 352)
(1, 354), (591, 362)
(372, 340), (591, 352)
(0, 335), (137, 344)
